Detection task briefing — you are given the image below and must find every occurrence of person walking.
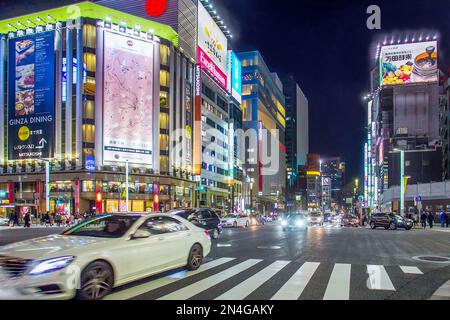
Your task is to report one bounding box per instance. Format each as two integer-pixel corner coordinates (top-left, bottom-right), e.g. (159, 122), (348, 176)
(420, 211), (427, 229)
(427, 211), (434, 229)
(446, 212), (450, 228)
(23, 212), (31, 228)
(440, 211), (447, 228)
(13, 211), (20, 227)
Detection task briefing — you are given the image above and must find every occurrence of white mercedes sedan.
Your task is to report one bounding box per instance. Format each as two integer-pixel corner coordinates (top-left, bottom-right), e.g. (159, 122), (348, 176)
(0, 213), (211, 300)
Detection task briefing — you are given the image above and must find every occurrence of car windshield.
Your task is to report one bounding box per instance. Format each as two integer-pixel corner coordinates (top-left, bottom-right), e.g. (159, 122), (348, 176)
(62, 215), (140, 238)
(287, 214), (306, 220)
(170, 210), (194, 219)
(224, 214), (238, 219)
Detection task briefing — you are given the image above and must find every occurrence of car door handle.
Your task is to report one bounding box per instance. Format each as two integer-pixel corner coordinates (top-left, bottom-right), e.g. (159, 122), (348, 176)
(187, 233), (192, 237)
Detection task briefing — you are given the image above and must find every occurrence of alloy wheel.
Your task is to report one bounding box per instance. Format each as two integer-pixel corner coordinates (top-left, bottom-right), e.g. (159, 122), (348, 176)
(80, 264), (113, 300)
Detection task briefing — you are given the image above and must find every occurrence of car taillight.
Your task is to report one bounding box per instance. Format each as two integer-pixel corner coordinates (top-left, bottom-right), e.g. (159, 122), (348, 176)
(204, 231), (210, 238)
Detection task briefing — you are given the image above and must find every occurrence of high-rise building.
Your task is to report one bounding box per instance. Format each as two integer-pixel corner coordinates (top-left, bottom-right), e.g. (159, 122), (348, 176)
(367, 32), (442, 213)
(237, 51), (286, 215)
(306, 153), (321, 211)
(320, 157), (345, 210)
(280, 75), (309, 211)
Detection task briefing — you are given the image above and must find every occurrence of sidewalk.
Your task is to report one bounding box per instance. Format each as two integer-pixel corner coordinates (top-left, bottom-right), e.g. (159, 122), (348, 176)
(0, 224), (68, 231)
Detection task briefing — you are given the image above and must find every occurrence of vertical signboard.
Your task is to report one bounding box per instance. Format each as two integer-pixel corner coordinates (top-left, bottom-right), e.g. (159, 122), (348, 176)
(103, 31), (154, 165)
(197, 2), (228, 90)
(185, 83), (192, 171)
(193, 64), (202, 175)
(8, 32), (55, 160)
(230, 51), (242, 103)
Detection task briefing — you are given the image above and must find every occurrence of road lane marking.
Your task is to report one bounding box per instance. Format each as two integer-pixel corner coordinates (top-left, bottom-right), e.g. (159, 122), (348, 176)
(216, 244), (232, 247)
(157, 259), (262, 300)
(104, 257), (235, 300)
(257, 246), (281, 250)
(216, 260), (290, 300)
(430, 280), (450, 299)
(323, 263), (351, 300)
(400, 266), (423, 275)
(271, 262), (320, 300)
(366, 265), (395, 291)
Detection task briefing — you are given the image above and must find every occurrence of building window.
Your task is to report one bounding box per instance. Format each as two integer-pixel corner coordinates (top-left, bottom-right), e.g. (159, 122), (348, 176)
(160, 91), (169, 108)
(160, 45), (170, 66)
(160, 134), (169, 151)
(160, 156), (169, 173)
(83, 100), (95, 119)
(82, 180), (95, 192)
(160, 112), (169, 130)
(160, 70), (170, 87)
(83, 24), (96, 49)
(82, 124), (95, 143)
(84, 76), (95, 95)
(83, 53), (96, 72)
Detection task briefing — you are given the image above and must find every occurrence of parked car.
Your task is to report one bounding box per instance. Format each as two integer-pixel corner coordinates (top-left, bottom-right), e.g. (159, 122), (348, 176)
(307, 211), (324, 226)
(281, 213), (308, 231)
(169, 208), (222, 239)
(0, 217), (9, 226)
(340, 214), (360, 227)
(221, 214), (251, 228)
(0, 213), (211, 300)
(369, 212), (413, 230)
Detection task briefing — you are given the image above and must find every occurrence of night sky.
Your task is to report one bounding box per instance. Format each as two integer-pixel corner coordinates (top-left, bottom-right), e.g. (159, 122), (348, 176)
(2, 0), (450, 182)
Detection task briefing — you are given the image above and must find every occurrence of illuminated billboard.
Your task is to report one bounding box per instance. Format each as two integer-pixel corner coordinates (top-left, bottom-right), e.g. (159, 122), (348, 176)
(227, 51), (242, 103)
(380, 41), (438, 86)
(103, 31), (154, 165)
(198, 2), (228, 89)
(8, 31), (55, 160)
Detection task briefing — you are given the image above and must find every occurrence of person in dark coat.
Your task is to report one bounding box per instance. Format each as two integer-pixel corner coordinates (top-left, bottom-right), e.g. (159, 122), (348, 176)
(427, 211), (434, 229)
(420, 211), (427, 229)
(446, 212), (450, 228)
(13, 211), (20, 227)
(440, 211), (447, 227)
(24, 212), (31, 228)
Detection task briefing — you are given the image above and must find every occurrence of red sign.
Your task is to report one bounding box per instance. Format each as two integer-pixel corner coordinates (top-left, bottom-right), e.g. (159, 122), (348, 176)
(145, 0), (167, 17)
(198, 47), (227, 89)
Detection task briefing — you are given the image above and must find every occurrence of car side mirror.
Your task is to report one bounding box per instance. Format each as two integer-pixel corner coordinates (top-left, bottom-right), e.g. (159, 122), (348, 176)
(132, 229), (151, 239)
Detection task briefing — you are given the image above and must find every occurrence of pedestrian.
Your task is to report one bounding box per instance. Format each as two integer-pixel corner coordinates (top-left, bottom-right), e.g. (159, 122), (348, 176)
(440, 211), (447, 228)
(13, 211), (20, 227)
(446, 212), (450, 228)
(420, 211), (427, 229)
(427, 211), (434, 229)
(23, 212), (31, 228)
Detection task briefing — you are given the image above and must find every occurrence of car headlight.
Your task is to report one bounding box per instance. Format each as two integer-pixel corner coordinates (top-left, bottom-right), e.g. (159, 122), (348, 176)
(281, 220), (288, 226)
(296, 220), (304, 227)
(307, 217), (311, 222)
(29, 256), (75, 275)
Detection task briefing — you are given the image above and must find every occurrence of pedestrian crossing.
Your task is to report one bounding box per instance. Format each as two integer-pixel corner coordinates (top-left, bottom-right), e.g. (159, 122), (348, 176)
(105, 257), (430, 300)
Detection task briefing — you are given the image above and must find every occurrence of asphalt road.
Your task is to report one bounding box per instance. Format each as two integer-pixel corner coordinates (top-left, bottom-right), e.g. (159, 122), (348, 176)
(1, 222), (450, 300)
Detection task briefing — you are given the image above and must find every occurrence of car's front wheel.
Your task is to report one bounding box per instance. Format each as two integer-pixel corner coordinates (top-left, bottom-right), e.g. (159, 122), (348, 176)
(389, 222), (397, 230)
(78, 261), (114, 300)
(187, 244), (203, 271)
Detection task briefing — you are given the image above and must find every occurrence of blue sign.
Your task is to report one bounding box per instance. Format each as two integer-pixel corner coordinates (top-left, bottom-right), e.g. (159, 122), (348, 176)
(0, 190), (6, 198)
(8, 31), (55, 160)
(230, 52), (242, 103)
(85, 155), (96, 171)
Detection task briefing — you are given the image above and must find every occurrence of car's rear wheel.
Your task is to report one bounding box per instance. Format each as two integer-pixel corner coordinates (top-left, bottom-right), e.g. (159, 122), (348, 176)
(370, 221), (376, 229)
(389, 222), (397, 230)
(187, 244), (203, 271)
(78, 261), (113, 300)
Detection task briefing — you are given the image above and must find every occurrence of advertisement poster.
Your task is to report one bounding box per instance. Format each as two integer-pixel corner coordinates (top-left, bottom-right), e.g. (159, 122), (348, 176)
(103, 31), (154, 165)
(380, 41), (438, 86)
(198, 2), (228, 89)
(8, 32), (55, 160)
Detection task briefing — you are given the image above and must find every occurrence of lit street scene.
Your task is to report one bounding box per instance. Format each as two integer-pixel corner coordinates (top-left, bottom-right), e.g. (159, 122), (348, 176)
(1, 0), (450, 306)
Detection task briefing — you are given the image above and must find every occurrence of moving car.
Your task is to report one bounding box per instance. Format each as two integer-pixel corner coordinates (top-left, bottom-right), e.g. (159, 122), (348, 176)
(307, 211), (324, 226)
(369, 212), (413, 230)
(281, 213), (308, 231)
(341, 214), (360, 227)
(0, 213), (211, 300)
(169, 208), (222, 239)
(221, 214), (251, 228)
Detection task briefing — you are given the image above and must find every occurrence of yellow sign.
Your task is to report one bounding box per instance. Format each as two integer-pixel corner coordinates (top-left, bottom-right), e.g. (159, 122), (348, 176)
(307, 171), (321, 177)
(18, 126), (30, 141)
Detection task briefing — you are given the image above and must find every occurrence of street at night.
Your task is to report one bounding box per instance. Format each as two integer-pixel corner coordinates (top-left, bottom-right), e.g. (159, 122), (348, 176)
(1, 0), (450, 313)
(2, 222), (450, 300)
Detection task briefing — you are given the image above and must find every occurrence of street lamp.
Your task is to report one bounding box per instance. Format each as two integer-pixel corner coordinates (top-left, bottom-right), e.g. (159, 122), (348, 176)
(393, 148), (405, 217)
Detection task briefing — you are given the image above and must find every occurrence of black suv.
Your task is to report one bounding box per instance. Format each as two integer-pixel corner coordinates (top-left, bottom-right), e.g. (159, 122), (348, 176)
(169, 208), (222, 239)
(369, 212), (413, 230)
